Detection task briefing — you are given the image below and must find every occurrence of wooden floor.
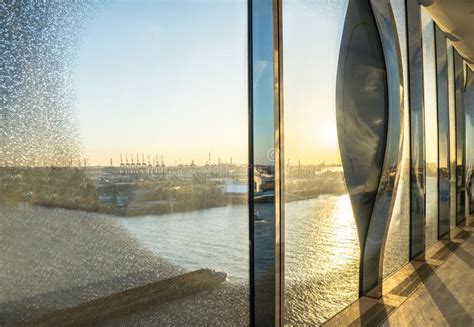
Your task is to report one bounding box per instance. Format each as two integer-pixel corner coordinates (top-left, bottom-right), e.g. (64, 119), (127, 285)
(325, 223), (473, 327)
(383, 227), (473, 326)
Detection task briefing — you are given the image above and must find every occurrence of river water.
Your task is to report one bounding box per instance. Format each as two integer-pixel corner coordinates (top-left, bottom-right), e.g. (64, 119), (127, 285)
(117, 194), (360, 325)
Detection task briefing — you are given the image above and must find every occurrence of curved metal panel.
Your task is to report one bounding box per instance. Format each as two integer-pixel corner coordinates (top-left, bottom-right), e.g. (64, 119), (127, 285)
(336, 0), (404, 297)
(366, 0), (404, 297)
(336, 0), (387, 260)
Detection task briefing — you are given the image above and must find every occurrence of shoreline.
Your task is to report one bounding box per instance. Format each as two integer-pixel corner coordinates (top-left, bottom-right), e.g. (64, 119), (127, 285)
(0, 203), (248, 325)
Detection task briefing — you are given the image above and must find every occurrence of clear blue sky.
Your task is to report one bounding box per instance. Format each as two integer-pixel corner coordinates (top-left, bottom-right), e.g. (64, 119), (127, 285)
(75, 0), (248, 165)
(75, 0), (347, 166)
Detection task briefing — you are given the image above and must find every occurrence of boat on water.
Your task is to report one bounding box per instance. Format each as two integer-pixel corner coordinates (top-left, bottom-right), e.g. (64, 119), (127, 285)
(254, 210), (264, 222)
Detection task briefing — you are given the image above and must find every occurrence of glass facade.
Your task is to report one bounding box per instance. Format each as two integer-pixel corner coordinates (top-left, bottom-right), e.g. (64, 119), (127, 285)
(282, 1), (358, 325)
(406, 0), (425, 259)
(250, 0), (281, 325)
(466, 69), (474, 216)
(447, 42), (458, 229)
(454, 50), (466, 224)
(383, 0), (410, 277)
(1, 1), (249, 325)
(1, 1), (473, 325)
(435, 26), (450, 238)
(421, 8), (439, 248)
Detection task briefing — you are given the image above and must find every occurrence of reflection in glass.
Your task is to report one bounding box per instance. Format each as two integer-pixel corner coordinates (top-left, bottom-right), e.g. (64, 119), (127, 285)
(435, 26), (450, 238)
(465, 69), (474, 216)
(406, 0), (425, 258)
(1, 1), (249, 325)
(454, 50), (466, 224)
(421, 9), (438, 248)
(282, 1), (359, 325)
(447, 42), (457, 229)
(382, 0), (410, 276)
(251, 0), (280, 325)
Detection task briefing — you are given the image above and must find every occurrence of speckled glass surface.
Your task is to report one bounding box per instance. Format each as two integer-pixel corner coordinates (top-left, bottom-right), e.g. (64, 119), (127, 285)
(421, 8), (439, 248)
(0, 1), (249, 325)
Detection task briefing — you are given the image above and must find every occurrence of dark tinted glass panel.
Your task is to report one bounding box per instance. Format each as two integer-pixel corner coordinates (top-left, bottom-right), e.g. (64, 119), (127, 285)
(1, 1), (249, 325)
(435, 26), (450, 238)
(406, 0), (425, 258)
(454, 51), (466, 224)
(421, 9), (438, 247)
(251, 0), (278, 325)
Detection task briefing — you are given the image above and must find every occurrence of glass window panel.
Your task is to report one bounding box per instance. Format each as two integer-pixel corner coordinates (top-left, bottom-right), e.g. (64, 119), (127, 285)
(406, 0), (425, 258)
(282, 1), (359, 325)
(447, 42), (457, 229)
(454, 51), (466, 224)
(421, 8), (438, 247)
(1, 1), (249, 325)
(251, 0), (279, 324)
(465, 69), (474, 216)
(383, 0), (410, 276)
(435, 26), (450, 238)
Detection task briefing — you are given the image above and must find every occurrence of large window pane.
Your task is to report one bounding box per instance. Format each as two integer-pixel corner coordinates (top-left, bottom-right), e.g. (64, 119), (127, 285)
(250, 0), (279, 324)
(466, 69), (474, 216)
(406, 0), (425, 259)
(282, 1), (359, 325)
(447, 41), (457, 229)
(383, 0), (410, 275)
(421, 8), (438, 248)
(435, 26), (450, 238)
(1, 1), (249, 325)
(454, 50), (466, 224)
(383, 0), (410, 277)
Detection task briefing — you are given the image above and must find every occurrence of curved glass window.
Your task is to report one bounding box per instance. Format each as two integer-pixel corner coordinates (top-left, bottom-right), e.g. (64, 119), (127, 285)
(382, 0), (410, 276)
(421, 8), (438, 248)
(1, 1), (249, 325)
(282, 0), (379, 324)
(405, 0), (425, 259)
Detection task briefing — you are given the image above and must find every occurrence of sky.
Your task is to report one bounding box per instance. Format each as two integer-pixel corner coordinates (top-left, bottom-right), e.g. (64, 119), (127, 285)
(74, 0), (347, 166)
